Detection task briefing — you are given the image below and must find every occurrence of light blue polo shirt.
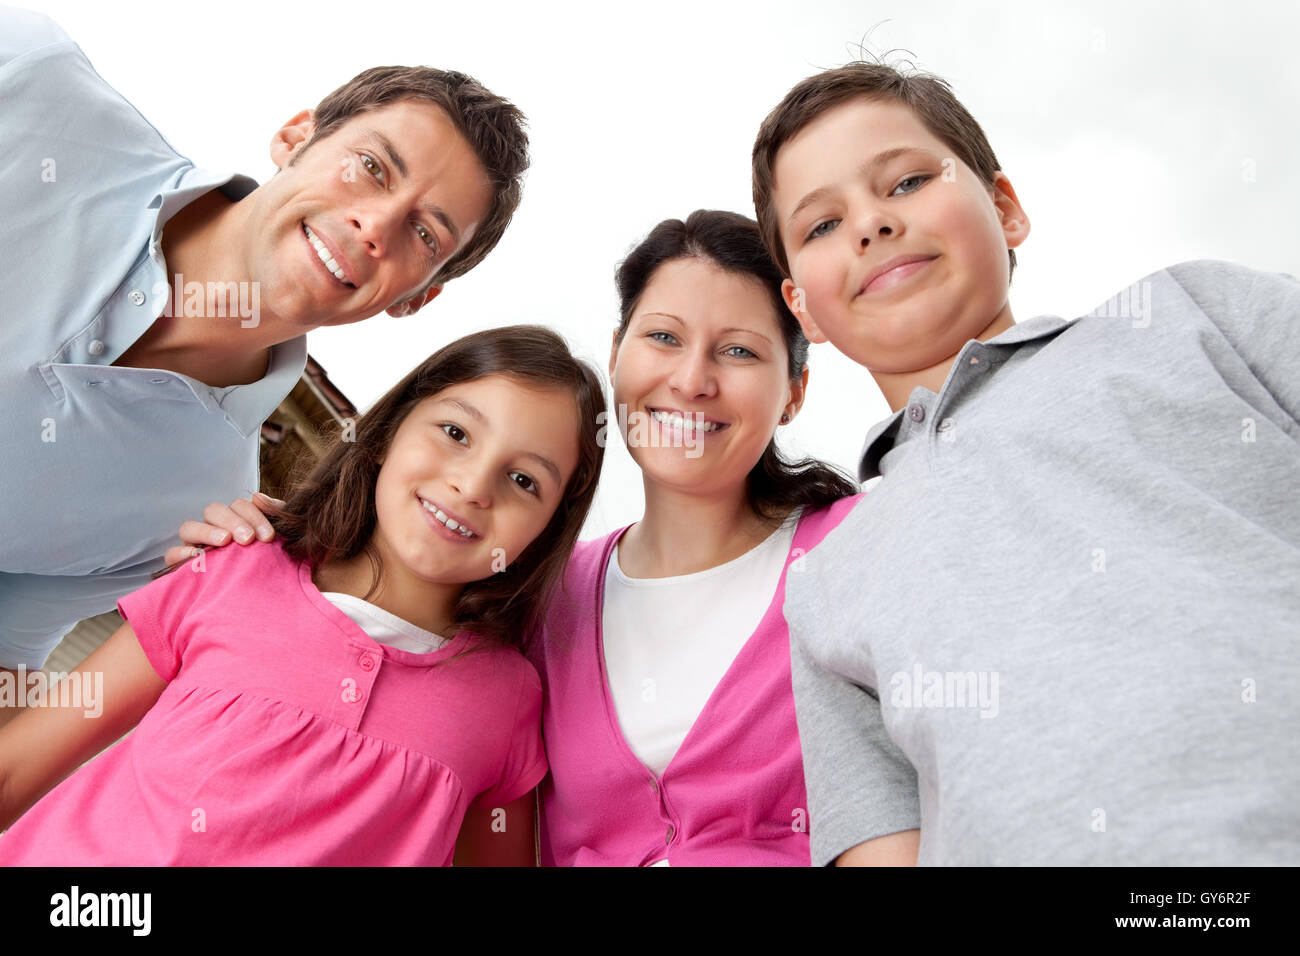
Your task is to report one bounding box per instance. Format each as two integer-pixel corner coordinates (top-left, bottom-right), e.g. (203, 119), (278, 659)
(0, 8), (309, 668)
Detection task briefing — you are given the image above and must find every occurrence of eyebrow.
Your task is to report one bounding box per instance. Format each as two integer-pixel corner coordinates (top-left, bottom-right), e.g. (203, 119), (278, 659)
(785, 146), (942, 227)
(433, 398), (563, 487)
(639, 313), (774, 345)
(363, 128), (462, 248)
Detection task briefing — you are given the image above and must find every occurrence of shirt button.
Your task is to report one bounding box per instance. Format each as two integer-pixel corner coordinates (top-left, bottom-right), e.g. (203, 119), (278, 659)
(650, 780), (659, 795)
(907, 403), (925, 423)
(665, 825), (675, 844)
(969, 355), (981, 365)
(128, 289), (146, 306)
(359, 653), (377, 671)
(87, 339), (105, 356)
(937, 418), (954, 432)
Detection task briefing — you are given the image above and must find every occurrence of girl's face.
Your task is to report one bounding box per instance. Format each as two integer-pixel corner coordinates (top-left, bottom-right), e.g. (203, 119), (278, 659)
(371, 375), (582, 588)
(610, 257), (804, 498)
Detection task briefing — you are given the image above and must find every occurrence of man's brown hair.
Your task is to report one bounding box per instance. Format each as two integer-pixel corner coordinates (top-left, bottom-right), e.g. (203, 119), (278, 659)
(302, 65), (529, 284)
(752, 61), (1014, 279)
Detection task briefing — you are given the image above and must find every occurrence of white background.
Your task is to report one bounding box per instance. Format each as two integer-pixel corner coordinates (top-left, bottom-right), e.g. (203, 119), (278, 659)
(25, 0), (1300, 536)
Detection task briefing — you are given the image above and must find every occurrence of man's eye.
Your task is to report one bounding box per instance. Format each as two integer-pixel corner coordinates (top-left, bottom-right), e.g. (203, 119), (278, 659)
(892, 174), (930, 196)
(414, 223), (439, 253)
(806, 218), (839, 242)
(360, 154), (384, 182)
(441, 423), (467, 444)
(510, 471), (539, 496)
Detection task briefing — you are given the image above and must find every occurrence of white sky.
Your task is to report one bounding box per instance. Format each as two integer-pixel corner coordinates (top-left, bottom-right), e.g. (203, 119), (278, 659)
(27, 0), (1300, 537)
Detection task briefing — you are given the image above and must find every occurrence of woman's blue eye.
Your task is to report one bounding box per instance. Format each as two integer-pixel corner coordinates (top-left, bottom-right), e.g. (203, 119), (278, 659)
(892, 175), (929, 196)
(807, 219), (839, 242)
(648, 331), (679, 345)
(441, 423), (468, 444)
(510, 471), (539, 496)
(724, 345), (757, 359)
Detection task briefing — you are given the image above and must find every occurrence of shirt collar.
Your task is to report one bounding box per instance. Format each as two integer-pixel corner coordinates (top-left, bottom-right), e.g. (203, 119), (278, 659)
(857, 315), (1072, 481)
(149, 167), (259, 240)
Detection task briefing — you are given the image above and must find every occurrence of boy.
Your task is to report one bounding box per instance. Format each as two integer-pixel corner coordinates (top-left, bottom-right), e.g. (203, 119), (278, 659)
(0, 7), (528, 703)
(752, 62), (1300, 865)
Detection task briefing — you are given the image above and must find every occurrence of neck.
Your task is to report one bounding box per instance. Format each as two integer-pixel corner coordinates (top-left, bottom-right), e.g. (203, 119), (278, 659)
(123, 190), (295, 385)
(871, 302), (1017, 413)
(312, 553), (463, 638)
(618, 476), (786, 578)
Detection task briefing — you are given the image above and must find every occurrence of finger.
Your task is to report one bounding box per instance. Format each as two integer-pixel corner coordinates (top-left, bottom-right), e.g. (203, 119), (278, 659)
(252, 492), (286, 515)
(163, 545), (206, 569)
(178, 519), (231, 548)
(201, 501), (257, 544)
(231, 498), (276, 542)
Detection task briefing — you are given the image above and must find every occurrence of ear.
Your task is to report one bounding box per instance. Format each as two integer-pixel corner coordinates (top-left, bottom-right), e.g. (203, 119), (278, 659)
(386, 284), (443, 318)
(784, 365), (810, 424)
(991, 172), (1031, 250)
(782, 278), (827, 344)
(608, 328), (621, 379)
(270, 109), (317, 170)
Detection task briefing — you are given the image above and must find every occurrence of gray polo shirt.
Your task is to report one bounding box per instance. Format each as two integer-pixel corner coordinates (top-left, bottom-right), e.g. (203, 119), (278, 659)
(785, 260), (1300, 865)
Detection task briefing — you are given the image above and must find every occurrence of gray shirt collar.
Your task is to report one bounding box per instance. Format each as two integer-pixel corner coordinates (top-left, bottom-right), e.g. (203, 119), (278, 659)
(857, 315), (1072, 481)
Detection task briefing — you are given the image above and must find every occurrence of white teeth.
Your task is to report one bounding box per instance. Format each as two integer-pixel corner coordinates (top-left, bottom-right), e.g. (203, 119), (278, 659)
(650, 410), (722, 432)
(304, 226), (350, 285)
(420, 498), (475, 538)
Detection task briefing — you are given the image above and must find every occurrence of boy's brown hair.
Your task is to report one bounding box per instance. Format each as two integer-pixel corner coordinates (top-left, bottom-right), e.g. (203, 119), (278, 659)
(300, 65), (529, 284)
(752, 61), (1014, 280)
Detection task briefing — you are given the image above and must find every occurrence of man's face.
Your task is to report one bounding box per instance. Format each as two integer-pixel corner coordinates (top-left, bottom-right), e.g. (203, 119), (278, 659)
(252, 98), (494, 328)
(773, 98), (1028, 374)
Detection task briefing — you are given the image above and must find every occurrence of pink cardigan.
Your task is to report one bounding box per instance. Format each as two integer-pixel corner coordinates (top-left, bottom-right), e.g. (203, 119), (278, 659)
(532, 496), (862, 866)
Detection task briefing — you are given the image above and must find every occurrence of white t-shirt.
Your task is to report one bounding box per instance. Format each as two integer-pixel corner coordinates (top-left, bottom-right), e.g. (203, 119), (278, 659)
(321, 592), (450, 653)
(602, 513), (799, 775)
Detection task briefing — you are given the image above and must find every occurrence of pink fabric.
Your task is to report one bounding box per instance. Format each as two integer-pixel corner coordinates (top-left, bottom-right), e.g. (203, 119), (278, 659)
(532, 496), (862, 866)
(0, 540), (546, 866)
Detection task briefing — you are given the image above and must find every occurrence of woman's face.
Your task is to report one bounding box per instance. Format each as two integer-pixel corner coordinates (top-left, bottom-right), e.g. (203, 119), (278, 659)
(609, 256), (804, 499)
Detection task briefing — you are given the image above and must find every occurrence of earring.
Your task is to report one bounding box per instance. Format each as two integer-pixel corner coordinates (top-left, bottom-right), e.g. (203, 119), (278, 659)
(780, 413), (791, 425)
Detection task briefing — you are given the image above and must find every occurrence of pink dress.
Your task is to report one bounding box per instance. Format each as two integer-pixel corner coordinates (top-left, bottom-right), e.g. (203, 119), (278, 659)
(0, 540), (546, 866)
(531, 496), (862, 866)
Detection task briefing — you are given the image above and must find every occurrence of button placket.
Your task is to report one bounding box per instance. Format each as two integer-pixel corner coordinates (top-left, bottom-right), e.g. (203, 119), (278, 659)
(335, 645), (382, 730)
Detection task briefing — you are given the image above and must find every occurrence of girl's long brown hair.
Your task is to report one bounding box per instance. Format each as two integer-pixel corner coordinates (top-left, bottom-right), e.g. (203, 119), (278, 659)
(271, 325), (605, 652)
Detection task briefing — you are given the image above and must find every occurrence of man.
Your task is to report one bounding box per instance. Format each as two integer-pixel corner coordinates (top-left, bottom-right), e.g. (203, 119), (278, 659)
(0, 6), (529, 717)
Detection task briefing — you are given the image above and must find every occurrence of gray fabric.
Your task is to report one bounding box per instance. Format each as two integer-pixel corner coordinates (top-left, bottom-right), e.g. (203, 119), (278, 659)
(786, 260), (1300, 865)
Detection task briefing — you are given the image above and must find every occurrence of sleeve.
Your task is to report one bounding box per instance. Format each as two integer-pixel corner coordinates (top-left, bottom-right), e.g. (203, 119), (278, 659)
(0, 7), (71, 66)
(1168, 260), (1300, 429)
(787, 587), (922, 867)
(115, 551), (213, 682)
(472, 660), (548, 808)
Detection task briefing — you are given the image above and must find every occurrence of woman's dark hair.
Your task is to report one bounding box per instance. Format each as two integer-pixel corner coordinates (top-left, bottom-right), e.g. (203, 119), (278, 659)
(270, 325), (605, 652)
(614, 209), (857, 518)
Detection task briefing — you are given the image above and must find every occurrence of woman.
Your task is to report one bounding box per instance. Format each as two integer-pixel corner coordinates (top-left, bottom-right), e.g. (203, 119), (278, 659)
(168, 211), (883, 865)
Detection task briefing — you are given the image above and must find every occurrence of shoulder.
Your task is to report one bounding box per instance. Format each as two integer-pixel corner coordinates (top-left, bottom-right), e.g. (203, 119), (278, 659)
(0, 9), (72, 66)
(793, 494), (867, 550)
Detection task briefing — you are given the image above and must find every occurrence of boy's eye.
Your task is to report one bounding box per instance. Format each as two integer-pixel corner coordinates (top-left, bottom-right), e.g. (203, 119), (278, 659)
(441, 423), (468, 444)
(891, 174), (930, 196)
(806, 218), (839, 242)
(510, 471), (539, 496)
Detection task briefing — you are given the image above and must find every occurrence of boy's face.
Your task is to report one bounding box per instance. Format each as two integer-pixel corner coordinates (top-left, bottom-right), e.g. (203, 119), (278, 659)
(252, 98), (494, 328)
(772, 98), (1029, 374)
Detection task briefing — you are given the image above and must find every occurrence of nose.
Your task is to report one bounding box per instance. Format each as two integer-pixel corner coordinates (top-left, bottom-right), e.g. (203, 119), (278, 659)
(349, 200), (404, 258)
(445, 457), (494, 510)
(668, 344), (717, 400)
(853, 201), (902, 251)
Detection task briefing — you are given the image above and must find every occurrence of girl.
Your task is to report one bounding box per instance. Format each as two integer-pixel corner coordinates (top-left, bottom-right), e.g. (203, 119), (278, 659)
(0, 325), (605, 866)
(169, 212), (904, 865)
